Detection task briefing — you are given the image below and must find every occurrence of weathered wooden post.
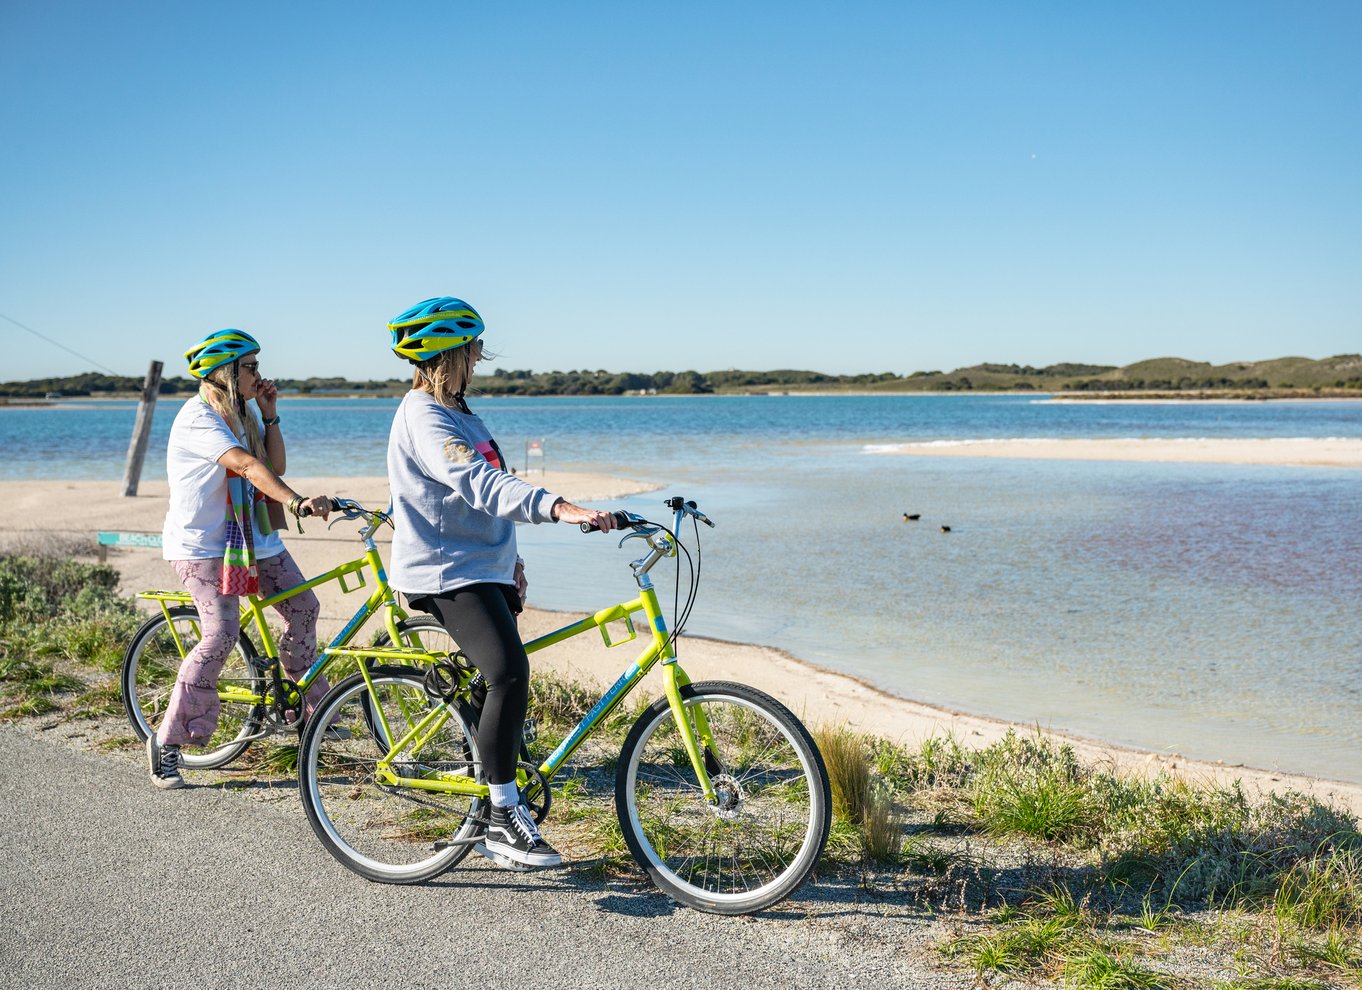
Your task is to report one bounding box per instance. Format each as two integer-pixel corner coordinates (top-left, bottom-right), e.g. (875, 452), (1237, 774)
(122, 360), (164, 496)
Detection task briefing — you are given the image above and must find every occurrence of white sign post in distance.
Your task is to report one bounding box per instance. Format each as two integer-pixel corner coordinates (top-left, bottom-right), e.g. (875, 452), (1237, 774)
(525, 438), (545, 475)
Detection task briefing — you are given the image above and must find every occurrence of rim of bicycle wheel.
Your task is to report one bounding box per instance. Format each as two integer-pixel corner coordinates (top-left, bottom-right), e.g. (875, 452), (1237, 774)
(623, 690), (826, 908)
(125, 611), (264, 766)
(302, 673), (482, 879)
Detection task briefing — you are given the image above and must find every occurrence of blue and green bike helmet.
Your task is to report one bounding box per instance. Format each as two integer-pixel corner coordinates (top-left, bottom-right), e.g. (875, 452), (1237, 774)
(388, 297), (484, 363)
(184, 329), (260, 379)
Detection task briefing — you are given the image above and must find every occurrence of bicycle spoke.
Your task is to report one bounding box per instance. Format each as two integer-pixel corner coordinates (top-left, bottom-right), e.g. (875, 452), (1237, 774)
(300, 669), (484, 883)
(617, 683), (830, 913)
(121, 608), (264, 770)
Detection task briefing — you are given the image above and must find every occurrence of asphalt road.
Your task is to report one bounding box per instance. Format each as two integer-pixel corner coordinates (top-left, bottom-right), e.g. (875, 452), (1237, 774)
(0, 723), (958, 990)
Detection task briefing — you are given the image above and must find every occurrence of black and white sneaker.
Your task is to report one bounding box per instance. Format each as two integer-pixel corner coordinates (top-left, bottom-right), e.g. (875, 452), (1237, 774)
(146, 735), (186, 790)
(476, 803), (562, 869)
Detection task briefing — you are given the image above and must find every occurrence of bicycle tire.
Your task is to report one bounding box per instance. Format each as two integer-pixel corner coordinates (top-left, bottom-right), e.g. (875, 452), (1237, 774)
(616, 680), (831, 914)
(120, 606), (266, 770)
(371, 614), (460, 653)
(299, 666), (485, 884)
(373, 613), (538, 767)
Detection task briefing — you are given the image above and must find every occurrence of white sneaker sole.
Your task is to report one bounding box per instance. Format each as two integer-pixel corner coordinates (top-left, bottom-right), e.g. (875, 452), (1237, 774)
(474, 840), (562, 870)
(145, 736), (187, 790)
(473, 842), (533, 871)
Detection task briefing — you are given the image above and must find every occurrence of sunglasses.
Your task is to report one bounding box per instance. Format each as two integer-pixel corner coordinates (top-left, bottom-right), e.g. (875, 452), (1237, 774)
(238, 360), (262, 377)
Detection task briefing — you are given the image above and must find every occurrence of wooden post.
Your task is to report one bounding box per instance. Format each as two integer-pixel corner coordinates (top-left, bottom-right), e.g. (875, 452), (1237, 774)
(121, 360), (164, 497)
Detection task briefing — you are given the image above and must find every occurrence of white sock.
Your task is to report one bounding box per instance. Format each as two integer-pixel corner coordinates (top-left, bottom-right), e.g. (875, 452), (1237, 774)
(489, 782), (519, 809)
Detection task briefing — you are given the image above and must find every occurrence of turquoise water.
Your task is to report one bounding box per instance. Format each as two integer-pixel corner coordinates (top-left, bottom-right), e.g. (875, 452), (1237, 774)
(4, 394), (1361, 782)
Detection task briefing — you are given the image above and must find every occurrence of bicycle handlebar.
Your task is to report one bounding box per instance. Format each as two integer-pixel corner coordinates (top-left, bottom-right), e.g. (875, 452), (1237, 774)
(579, 511), (643, 534)
(579, 497), (716, 533)
(297, 496), (341, 518)
(294, 497), (394, 538)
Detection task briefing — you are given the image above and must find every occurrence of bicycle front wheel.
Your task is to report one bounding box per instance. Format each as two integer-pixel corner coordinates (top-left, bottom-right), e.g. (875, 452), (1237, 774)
(299, 666), (485, 884)
(120, 606), (266, 770)
(616, 680), (831, 914)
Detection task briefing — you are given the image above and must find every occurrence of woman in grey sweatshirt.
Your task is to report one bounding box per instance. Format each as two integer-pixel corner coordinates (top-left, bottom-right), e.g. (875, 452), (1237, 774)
(385, 296), (618, 870)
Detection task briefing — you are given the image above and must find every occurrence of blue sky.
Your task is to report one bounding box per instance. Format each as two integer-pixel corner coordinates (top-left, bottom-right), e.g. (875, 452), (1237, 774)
(2, 1), (1358, 380)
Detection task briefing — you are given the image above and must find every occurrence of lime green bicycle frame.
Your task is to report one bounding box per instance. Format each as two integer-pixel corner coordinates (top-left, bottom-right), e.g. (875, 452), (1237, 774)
(137, 509), (436, 712)
(366, 526), (719, 806)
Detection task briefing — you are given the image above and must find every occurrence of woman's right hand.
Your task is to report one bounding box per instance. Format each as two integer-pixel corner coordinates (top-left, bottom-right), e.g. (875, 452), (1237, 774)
(551, 501), (618, 532)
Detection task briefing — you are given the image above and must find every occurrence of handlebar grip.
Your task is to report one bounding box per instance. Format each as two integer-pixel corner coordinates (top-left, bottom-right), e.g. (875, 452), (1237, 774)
(298, 496), (340, 518)
(579, 511), (635, 533)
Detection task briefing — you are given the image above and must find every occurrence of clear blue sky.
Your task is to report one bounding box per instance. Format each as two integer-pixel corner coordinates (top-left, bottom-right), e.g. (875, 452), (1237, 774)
(2, 1), (1358, 380)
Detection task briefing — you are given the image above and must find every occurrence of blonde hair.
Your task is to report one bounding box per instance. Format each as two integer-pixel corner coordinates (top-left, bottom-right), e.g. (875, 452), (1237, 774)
(200, 363), (266, 461)
(413, 339), (485, 408)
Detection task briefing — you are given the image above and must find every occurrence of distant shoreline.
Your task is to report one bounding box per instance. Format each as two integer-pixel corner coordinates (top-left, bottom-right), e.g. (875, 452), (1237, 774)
(5, 389), (1362, 405)
(6, 473), (1360, 814)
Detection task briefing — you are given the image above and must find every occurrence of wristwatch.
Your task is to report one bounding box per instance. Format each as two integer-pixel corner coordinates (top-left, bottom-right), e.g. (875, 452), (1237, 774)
(262, 415), (281, 427)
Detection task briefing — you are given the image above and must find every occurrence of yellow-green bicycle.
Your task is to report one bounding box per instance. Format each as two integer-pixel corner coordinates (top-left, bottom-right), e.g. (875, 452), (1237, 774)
(297, 496), (832, 914)
(119, 499), (456, 770)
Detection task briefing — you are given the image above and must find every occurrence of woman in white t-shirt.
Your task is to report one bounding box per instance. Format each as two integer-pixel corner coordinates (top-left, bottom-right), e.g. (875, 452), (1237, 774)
(149, 329), (334, 790)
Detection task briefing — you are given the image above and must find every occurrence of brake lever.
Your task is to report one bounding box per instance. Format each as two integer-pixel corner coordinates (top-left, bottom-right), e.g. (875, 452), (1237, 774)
(617, 526), (661, 548)
(325, 506), (366, 530)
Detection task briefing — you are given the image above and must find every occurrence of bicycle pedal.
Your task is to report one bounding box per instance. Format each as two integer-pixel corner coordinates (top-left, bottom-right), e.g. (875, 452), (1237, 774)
(473, 842), (532, 873)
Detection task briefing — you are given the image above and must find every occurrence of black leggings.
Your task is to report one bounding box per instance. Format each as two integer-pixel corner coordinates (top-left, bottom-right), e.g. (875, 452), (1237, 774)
(408, 584), (526, 786)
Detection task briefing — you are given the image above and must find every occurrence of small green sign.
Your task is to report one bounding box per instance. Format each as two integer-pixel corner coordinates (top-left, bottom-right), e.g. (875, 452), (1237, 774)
(96, 531), (163, 548)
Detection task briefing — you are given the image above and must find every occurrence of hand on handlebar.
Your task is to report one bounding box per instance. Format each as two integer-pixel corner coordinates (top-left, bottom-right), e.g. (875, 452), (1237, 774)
(296, 495), (335, 520)
(552, 501), (620, 533)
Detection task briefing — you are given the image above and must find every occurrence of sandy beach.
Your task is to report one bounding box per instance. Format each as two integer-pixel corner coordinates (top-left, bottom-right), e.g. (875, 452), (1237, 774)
(869, 436), (1362, 467)
(4, 465), (1360, 817)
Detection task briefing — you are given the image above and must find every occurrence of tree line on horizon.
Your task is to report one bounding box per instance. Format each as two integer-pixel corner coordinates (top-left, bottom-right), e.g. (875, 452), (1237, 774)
(3, 355), (1359, 398)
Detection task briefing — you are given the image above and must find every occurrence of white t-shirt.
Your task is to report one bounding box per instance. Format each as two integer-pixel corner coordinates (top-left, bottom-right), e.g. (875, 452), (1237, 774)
(161, 397), (285, 561)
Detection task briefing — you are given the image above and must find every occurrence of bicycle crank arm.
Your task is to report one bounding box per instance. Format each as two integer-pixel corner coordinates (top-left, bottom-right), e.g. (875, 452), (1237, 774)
(231, 727), (278, 744)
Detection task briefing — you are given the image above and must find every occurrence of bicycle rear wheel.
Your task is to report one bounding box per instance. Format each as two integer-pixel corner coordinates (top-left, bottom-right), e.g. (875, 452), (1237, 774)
(120, 606), (265, 770)
(372, 614), (460, 654)
(299, 666), (484, 884)
(616, 680), (831, 914)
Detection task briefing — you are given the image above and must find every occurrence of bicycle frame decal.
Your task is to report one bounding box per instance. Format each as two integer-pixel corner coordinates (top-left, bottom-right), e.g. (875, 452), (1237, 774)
(542, 662), (647, 772)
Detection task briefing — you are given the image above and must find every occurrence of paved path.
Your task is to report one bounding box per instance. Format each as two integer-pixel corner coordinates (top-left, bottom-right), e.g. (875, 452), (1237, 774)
(0, 723), (959, 990)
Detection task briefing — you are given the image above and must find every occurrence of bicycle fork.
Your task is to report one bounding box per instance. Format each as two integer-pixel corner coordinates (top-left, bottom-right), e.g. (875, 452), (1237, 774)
(661, 662), (720, 804)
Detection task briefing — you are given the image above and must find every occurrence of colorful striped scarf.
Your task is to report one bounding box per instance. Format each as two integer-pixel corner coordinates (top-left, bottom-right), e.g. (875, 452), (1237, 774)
(220, 470), (276, 595)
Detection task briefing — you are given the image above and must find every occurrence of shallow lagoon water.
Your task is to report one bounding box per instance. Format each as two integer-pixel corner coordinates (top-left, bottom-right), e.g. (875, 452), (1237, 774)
(5, 394), (1360, 781)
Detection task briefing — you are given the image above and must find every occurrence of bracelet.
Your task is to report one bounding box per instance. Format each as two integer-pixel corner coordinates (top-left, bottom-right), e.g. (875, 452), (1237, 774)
(262, 415), (281, 427)
(287, 495), (304, 516)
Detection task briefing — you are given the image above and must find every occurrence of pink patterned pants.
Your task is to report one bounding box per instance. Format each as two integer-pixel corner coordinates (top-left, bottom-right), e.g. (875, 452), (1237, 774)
(158, 551), (328, 747)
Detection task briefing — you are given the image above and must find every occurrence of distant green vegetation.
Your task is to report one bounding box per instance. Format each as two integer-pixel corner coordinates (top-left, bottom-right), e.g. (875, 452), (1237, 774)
(3, 354), (1360, 399)
(0, 372), (404, 399)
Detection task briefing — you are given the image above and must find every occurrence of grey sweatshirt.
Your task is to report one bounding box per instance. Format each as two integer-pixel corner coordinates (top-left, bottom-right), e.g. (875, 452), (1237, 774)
(386, 389), (561, 594)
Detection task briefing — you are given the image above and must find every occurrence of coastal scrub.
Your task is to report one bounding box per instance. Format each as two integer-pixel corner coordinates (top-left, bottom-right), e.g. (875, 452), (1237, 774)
(4, 547), (1360, 987)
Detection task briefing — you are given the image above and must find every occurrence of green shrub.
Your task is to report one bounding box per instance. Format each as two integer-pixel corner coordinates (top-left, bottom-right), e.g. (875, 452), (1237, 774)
(1102, 783), (1360, 905)
(1274, 846), (1362, 929)
(815, 723), (874, 824)
(970, 730), (1097, 844)
(0, 554), (128, 624)
(860, 787), (905, 864)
